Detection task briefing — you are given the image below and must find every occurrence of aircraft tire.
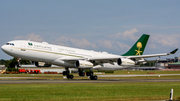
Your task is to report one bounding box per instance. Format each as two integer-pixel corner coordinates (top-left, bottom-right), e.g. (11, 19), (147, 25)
(67, 75), (74, 79)
(93, 75), (97, 80)
(90, 75), (98, 80)
(66, 71), (69, 76)
(70, 75), (74, 79)
(79, 72), (85, 77)
(63, 71), (66, 76)
(67, 75), (70, 79)
(90, 72), (93, 77)
(86, 72), (90, 76)
(90, 76), (94, 80)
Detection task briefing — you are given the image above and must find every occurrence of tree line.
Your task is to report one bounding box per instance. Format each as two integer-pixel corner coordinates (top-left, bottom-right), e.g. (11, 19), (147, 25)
(0, 58), (31, 69)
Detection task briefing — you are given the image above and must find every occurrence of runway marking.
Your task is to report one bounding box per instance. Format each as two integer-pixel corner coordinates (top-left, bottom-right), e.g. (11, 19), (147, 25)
(0, 79), (180, 84)
(0, 74), (180, 84)
(97, 74), (180, 77)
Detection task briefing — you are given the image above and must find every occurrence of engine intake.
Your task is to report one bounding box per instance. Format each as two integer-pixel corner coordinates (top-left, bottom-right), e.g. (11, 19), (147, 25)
(75, 60), (80, 67)
(117, 58), (122, 65)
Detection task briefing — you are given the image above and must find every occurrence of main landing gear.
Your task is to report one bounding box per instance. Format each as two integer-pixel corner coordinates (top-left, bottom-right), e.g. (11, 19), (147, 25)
(79, 69), (98, 80)
(62, 68), (74, 79)
(63, 68), (98, 80)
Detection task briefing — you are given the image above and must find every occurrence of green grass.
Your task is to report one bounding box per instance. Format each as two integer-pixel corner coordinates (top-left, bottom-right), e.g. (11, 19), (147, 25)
(0, 82), (180, 101)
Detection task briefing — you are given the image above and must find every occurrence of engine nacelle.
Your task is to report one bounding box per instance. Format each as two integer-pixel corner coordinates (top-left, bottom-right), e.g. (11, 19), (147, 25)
(75, 60), (93, 68)
(117, 58), (135, 66)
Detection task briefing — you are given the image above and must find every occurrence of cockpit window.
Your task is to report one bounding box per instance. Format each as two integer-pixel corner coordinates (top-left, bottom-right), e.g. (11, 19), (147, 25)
(6, 43), (14, 46)
(6, 43), (10, 45)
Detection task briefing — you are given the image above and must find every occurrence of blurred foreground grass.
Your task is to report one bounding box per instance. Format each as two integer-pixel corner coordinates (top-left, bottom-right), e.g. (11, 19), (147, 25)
(0, 82), (180, 101)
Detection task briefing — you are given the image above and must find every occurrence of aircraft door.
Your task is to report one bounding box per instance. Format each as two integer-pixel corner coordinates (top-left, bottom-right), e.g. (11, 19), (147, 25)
(20, 42), (27, 52)
(21, 42), (26, 48)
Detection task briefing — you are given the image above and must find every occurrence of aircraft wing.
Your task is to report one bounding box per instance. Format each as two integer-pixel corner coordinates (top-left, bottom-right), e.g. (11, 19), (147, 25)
(58, 48), (178, 66)
(125, 48), (178, 59)
(86, 48), (178, 65)
(88, 49), (178, 60)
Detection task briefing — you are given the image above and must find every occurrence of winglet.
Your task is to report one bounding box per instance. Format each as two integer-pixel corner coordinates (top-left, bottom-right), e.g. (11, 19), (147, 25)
(170, 48), (178, 54)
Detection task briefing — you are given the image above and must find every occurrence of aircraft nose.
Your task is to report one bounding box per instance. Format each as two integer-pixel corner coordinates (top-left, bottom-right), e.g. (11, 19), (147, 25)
(1, 45), (7, 52)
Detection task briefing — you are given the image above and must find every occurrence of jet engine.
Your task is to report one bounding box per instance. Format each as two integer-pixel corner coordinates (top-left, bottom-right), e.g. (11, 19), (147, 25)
(75, 60), (93, 68)
(117, 58), (135, 66)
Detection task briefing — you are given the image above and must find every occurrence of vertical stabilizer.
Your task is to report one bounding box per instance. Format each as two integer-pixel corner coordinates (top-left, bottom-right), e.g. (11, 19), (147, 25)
(122, 34), (150, 56)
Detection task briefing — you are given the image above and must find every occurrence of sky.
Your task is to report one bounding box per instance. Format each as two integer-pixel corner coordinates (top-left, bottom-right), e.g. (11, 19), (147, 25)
(0, 0), (180, 60)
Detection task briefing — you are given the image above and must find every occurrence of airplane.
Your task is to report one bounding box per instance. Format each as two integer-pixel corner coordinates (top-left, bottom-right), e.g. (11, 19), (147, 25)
(1, 34), (178, 80)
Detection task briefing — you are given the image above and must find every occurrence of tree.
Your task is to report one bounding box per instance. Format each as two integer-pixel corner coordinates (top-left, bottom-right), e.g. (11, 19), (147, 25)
(5, 58), (18, 68)
(20, 59), (31, 65)
(0, 59), (6, 65)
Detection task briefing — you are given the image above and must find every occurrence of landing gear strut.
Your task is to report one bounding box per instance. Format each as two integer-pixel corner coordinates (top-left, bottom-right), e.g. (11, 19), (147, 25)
(63, 68), (74, 79)
(78, 69), (97, 80)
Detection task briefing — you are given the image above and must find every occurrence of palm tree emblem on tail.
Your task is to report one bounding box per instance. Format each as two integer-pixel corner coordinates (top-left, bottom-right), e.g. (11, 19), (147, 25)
(135, 42), (142, 55)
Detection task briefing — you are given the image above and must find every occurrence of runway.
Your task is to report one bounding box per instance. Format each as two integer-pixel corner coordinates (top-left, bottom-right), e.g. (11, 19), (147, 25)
(0, 79), (180, 84)
(0, 74), (180, 84)
(97, 74), (180, 77)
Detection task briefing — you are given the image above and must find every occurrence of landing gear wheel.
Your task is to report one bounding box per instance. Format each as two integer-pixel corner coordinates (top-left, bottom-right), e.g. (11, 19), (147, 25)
(63, 71), (66, 76)
(78, 69), (85, 77)
(79, 72), (85, 76)
(90, 72), (93, 76)
(90, 75), (97, 80)
(70, 75), (74, 79)
(63, 71), (69, 76)
(86, 72), (90, 76)
(86, 71), (93, 76)
(67, 75), (74, 79)
(93, 75), (97, 80)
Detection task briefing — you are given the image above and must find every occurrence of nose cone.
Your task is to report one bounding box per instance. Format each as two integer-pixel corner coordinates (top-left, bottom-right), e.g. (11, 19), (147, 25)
(1, 45), (5, 51)
(1, 45), (8, 52)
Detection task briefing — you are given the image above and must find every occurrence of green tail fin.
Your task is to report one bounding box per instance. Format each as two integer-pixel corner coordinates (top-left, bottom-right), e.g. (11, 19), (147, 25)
(122, 34), (150, 56)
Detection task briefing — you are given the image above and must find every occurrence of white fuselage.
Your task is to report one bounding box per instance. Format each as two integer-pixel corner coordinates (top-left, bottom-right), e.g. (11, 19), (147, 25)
(1, 40), (135, 71)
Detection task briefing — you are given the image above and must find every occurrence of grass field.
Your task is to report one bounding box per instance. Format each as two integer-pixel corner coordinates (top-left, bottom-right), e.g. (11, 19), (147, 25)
(0, 82), (180, 101)
(0, 70), (180, 101)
